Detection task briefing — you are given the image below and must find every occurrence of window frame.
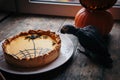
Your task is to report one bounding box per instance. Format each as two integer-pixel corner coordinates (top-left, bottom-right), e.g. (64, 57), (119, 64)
(16, 0), (120, 19)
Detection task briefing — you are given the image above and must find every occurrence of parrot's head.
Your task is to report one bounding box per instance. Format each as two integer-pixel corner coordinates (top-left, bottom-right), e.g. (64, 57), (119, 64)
(61, 25), (78, 35)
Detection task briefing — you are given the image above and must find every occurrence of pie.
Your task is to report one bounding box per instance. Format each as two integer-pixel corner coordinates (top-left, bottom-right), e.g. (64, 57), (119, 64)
(2, 30), (61, 68)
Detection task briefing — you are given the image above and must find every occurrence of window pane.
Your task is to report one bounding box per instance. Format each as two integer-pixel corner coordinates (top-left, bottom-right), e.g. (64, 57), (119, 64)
(31, 0), (120, 6)
(30, 0), (79, 4)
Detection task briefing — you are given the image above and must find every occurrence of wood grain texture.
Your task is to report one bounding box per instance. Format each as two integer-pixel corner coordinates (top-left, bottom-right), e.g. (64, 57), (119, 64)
(0, 14), (66, 41)
(104, 21), (120, 80)
(0, 14), (120, 80)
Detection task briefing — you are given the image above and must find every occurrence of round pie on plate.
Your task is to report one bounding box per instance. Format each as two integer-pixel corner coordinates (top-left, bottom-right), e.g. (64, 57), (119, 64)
(2, 30), (61, 68)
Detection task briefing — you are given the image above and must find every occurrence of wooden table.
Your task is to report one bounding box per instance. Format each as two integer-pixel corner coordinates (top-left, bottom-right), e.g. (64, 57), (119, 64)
(0, 14), (120, 80)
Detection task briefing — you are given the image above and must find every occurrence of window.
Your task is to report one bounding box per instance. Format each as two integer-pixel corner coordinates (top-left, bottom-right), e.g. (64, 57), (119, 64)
(16, 0), (120, 19)
(30, 0), (79, 3)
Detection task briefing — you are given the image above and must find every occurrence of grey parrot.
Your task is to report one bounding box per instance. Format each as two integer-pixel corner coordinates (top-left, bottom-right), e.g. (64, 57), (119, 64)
(61, 25), (113, 68)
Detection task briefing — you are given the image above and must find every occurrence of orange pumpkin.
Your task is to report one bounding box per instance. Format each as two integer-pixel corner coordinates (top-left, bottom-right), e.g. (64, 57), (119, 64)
(75, 8), (114, 36)
(79, 0), (117, 10)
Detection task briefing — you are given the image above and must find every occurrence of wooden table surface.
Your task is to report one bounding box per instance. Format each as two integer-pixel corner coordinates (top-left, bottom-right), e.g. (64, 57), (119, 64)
(0, 13), (120, 80)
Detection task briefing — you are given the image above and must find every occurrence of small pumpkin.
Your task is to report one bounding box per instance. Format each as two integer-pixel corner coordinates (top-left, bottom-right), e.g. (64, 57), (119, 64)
(79, 0), (117, 10)
(75, 8), (114, 36)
